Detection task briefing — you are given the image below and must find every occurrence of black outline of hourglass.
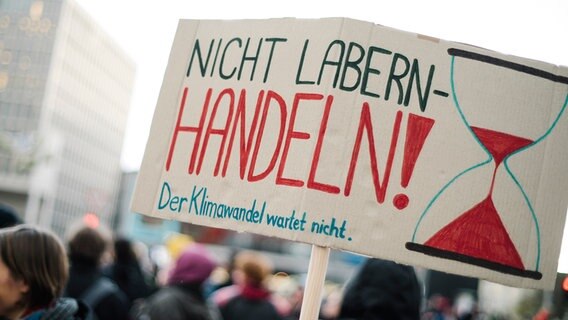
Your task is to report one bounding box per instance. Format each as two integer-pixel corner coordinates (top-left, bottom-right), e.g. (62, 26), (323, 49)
(406, 48), (568, 280)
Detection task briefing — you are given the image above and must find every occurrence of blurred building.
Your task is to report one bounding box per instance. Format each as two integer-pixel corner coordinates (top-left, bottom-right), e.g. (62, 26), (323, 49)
(0, 0), (135, 234)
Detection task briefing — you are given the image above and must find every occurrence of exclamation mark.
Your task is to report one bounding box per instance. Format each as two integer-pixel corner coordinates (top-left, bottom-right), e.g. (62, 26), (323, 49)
(393, 113), (435, 210)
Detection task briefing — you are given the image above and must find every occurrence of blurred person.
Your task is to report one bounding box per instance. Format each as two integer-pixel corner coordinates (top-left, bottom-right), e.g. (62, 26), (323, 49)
(132, 241), (158, 282)
(205, 248), (240, 297)
(130, 244), (221, 320)
(147, 245), (172, 287)
(64, 224), (129, 320)
(320, 287), (343, 320)
(150, 233), (195, 287)
(266, 273), (303, 320)
(0, 203), (22, 229)
(283, 276), (305, 320)
(211, 250), (286, 320)
(165, 233), (194, 261)
(0, 225), (90, 319)
(454, 292), (477, 320)
(338, 257), (421, 320)
(423, 294), (455, 320)
(102, 237), (156, 305)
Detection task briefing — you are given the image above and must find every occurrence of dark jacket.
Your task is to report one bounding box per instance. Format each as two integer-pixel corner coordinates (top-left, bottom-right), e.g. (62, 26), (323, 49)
(338, 258), (421, 320)
(219, 285), (283, 320)
(65, 258), (130, 320)
(23, 298), (91, 320)
(131, 283), (220, 320)
(102, 262), (155, 304)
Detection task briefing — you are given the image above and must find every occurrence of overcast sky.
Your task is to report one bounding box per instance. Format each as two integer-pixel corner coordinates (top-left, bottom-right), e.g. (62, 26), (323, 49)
(72, 0), (568, 272)
(73, 0), (568, 171)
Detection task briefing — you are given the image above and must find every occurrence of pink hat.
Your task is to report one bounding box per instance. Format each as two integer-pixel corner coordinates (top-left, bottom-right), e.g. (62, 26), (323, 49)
(168, 244), (216, 285)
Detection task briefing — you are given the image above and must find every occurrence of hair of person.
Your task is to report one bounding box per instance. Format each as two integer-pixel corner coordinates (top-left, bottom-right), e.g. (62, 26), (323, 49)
(235, 250), (273, 287)
(339, 258), (421, 319)
(0, 225), (68, 309)
(113, 237), (137, 265)
(67, 224), (109, 265)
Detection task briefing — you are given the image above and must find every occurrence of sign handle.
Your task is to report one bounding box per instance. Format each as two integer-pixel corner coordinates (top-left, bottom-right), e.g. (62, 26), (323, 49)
(299, 245), (331, 320)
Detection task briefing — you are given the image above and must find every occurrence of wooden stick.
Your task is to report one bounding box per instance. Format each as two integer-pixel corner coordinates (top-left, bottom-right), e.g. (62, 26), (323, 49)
(299, 245), (331, 320)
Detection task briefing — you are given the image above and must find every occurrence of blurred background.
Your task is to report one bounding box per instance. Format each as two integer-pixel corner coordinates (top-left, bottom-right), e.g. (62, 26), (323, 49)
(1, 0), (567, 318)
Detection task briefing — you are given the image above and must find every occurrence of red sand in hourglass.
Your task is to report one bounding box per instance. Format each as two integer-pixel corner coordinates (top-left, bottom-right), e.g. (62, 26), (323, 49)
(423, 126), (533, 270)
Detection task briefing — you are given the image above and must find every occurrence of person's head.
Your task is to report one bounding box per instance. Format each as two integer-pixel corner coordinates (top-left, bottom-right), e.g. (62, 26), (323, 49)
(339, 258), (421, 320)
(113, 237), (137, 265)
(0, 203), (22, 229)
(0, 225), (68, 319)
(167, 244), (216, 286)
(233, 250), (273, 287)
(67, 225), (109, 266)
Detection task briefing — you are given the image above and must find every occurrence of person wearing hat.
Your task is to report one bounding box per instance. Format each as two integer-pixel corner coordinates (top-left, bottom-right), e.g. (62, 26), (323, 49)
(130, 244), (221, 320)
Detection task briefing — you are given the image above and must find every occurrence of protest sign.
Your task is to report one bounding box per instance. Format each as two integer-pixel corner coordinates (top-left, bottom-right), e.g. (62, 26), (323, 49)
(132, 18), (568, 290)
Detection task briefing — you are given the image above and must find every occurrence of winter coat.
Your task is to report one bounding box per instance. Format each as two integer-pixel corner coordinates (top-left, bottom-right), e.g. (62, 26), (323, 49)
(131, 283), (221, 320)
(218, 285), (283, 320)
(22, 298), (91, 320)
(102, 262), (155, 304)
(65, 258), (130, 320)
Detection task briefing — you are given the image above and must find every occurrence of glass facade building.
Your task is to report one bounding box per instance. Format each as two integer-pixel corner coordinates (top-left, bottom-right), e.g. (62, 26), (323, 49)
(0, 0), (135, 234)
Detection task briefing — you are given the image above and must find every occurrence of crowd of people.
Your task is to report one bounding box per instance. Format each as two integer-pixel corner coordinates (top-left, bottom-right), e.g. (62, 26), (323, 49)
(0, 202), (488, 320)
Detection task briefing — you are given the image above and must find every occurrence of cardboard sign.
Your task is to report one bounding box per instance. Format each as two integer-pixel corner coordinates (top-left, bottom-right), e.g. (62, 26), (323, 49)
(131, 18), (568, 289)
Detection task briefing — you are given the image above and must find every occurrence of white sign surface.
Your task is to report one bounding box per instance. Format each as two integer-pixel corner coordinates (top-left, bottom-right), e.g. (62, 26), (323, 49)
(132, 18), (568, 289)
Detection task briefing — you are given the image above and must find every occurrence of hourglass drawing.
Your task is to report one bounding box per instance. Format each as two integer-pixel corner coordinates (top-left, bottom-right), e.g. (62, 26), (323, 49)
(406, 48), (568, 280)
